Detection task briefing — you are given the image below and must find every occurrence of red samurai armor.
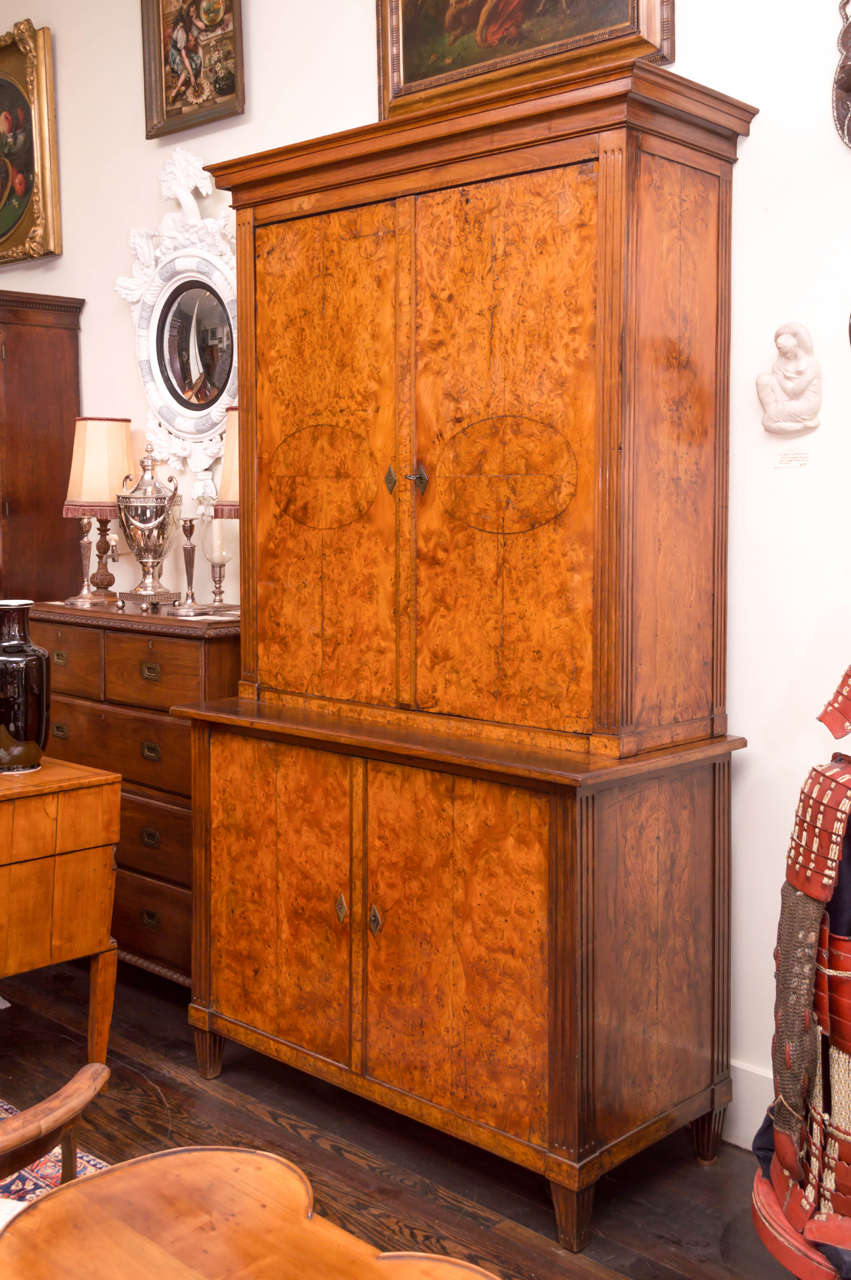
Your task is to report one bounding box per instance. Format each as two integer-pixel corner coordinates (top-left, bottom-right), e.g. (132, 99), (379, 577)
(753, 666), (851, 1278)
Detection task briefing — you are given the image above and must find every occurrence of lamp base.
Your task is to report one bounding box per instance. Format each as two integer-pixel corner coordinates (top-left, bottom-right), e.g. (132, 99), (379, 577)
(65, 587), (119, 608)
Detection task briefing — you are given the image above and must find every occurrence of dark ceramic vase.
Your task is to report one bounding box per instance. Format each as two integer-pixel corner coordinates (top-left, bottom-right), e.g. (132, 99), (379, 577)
(0, 600), (49, 772)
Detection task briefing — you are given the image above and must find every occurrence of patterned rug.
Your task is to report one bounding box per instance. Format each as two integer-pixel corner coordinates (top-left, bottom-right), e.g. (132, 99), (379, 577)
(0, 1098), (107, 1202)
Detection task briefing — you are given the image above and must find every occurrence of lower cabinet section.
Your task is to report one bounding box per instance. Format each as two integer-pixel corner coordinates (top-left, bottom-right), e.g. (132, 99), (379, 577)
(186, 705), (743, 1250)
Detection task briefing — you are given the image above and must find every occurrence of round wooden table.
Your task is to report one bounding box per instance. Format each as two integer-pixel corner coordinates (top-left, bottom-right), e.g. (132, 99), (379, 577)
(0, 1147), (500, 1279)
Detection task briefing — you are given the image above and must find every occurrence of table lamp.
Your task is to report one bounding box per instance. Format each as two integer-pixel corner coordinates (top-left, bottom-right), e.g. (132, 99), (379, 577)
(200, 405), (239, 609)
(63, 417), (135, 607)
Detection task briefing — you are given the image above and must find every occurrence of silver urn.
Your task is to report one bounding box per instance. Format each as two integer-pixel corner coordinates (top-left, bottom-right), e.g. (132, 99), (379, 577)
(117, 443), (181, 611)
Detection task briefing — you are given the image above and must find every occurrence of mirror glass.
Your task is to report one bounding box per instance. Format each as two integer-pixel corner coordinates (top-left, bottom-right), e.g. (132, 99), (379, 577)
(156, 281), (233, 411)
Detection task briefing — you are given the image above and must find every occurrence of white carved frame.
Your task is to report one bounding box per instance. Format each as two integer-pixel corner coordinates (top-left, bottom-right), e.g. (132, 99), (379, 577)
(116, 147), (237, 494)
(135, 249), (237, 444)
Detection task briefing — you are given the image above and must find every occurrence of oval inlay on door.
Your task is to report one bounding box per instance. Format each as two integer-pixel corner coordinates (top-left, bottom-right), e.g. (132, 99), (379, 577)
(437, 416), (577, 534)
(270, 423), (378, 530)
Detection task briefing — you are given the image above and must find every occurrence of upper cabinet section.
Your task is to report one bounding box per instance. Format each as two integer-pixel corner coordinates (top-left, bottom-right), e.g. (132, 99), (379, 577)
(212, 65), (756, 757)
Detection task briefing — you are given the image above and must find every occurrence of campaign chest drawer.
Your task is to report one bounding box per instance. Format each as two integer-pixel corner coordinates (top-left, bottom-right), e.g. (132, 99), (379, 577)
(105, 633), (202, 712)
(113, 869), (191, 977)
(47, 696), (191, 796)
(119, 790), (192, 887)
(30, 620), (104, 700)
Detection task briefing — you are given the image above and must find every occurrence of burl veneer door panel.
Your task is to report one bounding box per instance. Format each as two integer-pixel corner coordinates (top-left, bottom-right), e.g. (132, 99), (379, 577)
(209, 732), (353, 1065)
(365, 761), (549, 1143)
(413, 164), (598, 733)
(591, 768), (715, 1144)
(631, 153), (720, 732)
(255, 202), (402, 706)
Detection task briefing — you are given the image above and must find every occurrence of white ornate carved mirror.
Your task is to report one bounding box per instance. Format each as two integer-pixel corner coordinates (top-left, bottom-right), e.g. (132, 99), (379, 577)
(116, 147), (237, 487)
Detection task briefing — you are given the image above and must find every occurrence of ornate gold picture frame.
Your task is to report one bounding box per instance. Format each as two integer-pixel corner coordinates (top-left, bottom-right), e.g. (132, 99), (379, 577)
(142, 0), (245, 139)
(0, 20), (60, 263)
(377, 0), (674, 118)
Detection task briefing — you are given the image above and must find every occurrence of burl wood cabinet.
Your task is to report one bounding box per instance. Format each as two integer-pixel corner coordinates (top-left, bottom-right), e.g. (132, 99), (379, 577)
(0, 292), (83, 600)
(181, 63), (755, 1251)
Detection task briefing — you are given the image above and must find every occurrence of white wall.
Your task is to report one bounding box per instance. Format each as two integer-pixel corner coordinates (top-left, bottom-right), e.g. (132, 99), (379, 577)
(1, 0), (847, 1148)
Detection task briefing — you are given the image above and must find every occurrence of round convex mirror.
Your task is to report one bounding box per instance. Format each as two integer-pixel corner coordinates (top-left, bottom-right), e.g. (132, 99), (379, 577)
(156, 281), (233, 412)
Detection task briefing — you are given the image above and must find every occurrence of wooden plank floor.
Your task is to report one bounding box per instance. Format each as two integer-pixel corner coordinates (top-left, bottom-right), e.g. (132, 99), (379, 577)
(0, 962), (788, 1280)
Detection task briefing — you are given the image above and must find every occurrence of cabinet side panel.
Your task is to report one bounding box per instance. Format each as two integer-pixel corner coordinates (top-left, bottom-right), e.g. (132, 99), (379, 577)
(255, 204), (400, 704)
(414, 163), (597, 733)
(209, 732), (279, 1031)
(274, 742), (353, 1065)
(631, 153), (720, 732)
(365, 762), (549, 1143)
(592, 767), (715, 1144)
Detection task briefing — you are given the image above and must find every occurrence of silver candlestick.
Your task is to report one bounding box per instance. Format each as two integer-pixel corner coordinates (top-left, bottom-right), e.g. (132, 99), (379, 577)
(170, 518), (202, 616)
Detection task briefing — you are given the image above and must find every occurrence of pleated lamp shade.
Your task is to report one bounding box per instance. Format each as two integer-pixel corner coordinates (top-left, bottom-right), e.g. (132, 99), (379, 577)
(63, 418), (135, 519)
(213, 406), (239, 517)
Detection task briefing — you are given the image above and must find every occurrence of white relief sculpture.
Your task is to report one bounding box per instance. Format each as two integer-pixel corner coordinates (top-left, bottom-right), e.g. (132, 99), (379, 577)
(756, 323), (822, 437)
(115, 146), (237, 484)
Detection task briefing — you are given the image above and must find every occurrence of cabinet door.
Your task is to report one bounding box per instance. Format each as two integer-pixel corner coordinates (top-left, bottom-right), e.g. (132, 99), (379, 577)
(255, 202), (402, 707)
(209, 733), (354, 1066)
(413, 164), (598, 733)
(0, 314), (81, 599)
(364, 760), (550, 1144)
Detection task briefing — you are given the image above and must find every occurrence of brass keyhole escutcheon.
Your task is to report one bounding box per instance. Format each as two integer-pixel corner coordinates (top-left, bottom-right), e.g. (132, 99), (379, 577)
(405, 463), (428, 496)
(368, 904), (383, 937)
(335, 893), (348, 923)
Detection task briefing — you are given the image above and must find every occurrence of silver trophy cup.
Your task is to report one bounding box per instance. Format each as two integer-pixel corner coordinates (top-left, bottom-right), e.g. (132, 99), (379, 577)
(117, 444), (181, 612)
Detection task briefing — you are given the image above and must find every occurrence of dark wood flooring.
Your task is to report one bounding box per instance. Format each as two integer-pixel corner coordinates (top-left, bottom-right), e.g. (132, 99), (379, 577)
(0, 962), (788, 1280)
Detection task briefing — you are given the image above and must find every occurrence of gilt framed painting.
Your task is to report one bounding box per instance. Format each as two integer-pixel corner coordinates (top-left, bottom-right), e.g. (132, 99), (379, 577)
(142, 0), (245, 139)
(0, 20), (60, 263)
(377, 0), (674, 117)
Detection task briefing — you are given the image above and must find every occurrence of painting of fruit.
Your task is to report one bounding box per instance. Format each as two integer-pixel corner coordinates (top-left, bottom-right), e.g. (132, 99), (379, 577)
(0, 76), (32, 241)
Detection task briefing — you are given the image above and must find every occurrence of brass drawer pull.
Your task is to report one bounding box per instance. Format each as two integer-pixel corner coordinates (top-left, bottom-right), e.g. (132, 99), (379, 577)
(141, 827), (161, 849)
(368, 904), (383, 937)
(335, 893), (348, 924)
(141, 909), (160, 930)
(53, 650), (68, 667)
(141, 661), (162, 682)
(141, 740), (161, 762)
(53, 723), (69, 740)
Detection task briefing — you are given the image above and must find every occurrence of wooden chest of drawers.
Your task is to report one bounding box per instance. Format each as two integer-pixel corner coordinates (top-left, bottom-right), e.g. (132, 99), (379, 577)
(30, 604), (240, 985)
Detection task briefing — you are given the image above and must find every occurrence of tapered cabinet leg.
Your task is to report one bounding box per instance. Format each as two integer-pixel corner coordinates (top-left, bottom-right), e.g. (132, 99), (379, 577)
(690, 1106), (727, 1164)
(550, 1181), (595, 1252)
(88, 944), (118, 1064)
(194, 1029), (224, 1079)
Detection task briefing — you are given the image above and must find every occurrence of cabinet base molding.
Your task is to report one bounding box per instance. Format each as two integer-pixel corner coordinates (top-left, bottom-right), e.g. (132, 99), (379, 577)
(188, 1001), (731, 1198)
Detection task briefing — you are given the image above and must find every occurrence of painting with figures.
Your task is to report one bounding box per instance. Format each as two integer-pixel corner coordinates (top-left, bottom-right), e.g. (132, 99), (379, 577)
(142, 0), (244, 138)
(379, 0), (673, 115)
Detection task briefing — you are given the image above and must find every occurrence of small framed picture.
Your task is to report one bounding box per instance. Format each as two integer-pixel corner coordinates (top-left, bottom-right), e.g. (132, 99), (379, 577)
(377, 0), (674, 119)
(142, 0), (245, 139)
(0, 20), (61, 263)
